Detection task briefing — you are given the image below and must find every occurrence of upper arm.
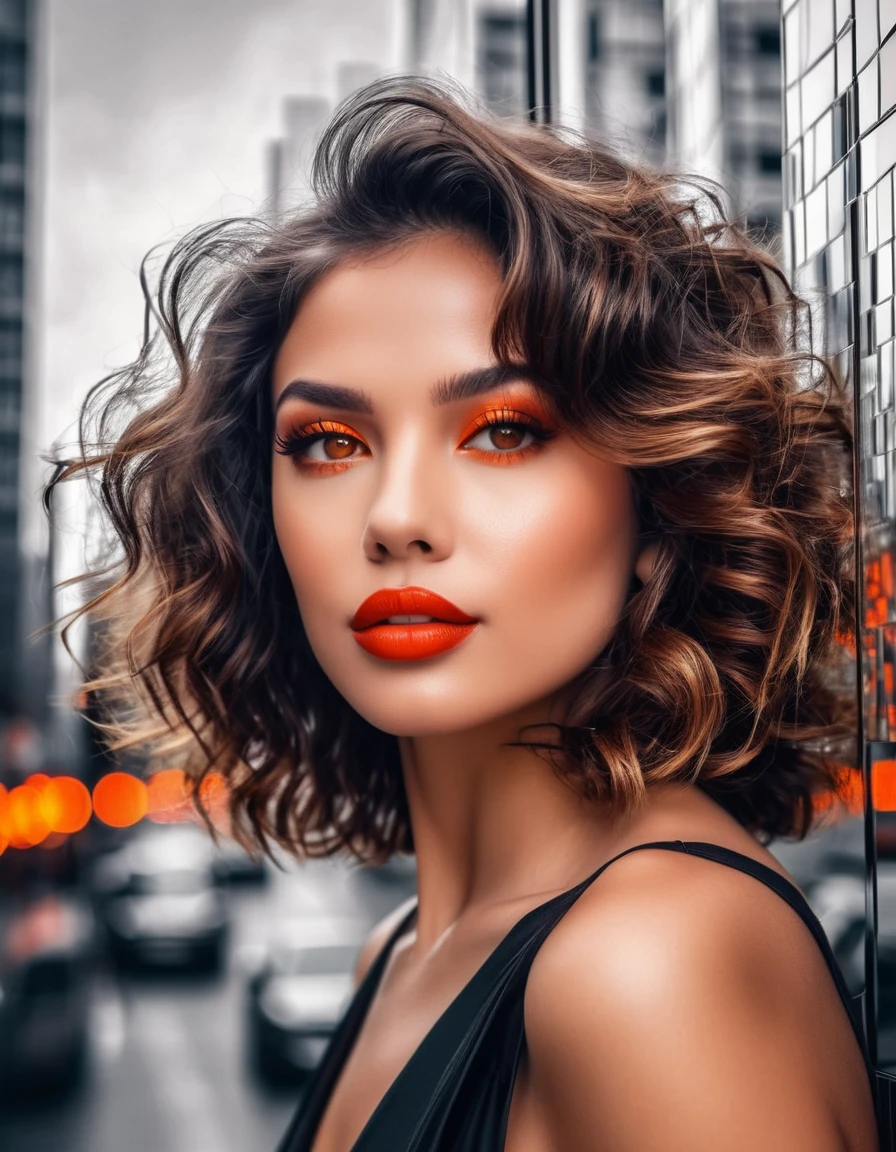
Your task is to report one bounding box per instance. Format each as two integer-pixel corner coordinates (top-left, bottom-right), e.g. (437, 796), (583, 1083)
(353, 895), (416, 988)
(522, 853), (866, 1152)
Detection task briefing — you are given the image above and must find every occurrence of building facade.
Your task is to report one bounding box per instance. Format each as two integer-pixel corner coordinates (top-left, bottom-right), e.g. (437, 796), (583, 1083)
(267, 0), (408, 214)
(0, 0), (43, 724)
(409, 0), (778, 232)
(781, 0), (896, 1134)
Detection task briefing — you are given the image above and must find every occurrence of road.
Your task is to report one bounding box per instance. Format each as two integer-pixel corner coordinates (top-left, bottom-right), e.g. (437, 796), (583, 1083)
(0, 854), (417, 1152)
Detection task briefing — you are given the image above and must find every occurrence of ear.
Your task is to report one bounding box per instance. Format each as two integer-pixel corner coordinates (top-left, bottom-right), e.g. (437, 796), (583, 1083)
(633, 538), (660, 586)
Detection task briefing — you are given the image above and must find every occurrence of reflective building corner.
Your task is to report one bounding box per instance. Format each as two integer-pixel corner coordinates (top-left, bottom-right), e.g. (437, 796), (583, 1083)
(782, 0), (896, 1137)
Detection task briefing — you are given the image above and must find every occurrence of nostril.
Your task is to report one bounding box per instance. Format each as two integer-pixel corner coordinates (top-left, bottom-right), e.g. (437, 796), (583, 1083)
(366, 535), (437, 560)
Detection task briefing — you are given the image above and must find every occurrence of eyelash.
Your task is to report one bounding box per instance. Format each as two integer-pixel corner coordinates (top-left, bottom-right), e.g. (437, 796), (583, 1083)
(459, 407), (556, 464)
(274, 420), (367, 473)
(273, 409), (556, 471)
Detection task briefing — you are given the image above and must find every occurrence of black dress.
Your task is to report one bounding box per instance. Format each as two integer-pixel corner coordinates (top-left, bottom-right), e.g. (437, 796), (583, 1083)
(276, 839), (876, 1152)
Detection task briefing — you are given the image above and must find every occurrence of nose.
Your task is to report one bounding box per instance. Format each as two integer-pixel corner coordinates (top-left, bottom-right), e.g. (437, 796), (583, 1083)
(361, 431), (454, 564)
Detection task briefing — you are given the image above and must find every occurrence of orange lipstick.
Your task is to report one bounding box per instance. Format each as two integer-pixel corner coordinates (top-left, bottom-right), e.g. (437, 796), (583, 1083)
(351, 587), (479, 661)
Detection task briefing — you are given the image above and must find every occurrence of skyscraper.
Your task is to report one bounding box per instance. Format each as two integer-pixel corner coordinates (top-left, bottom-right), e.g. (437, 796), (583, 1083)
(410, 0), (780, 238)
(782, 0), (894, 1126)
(0, 0), (43, 723)
(266, 0), (408, 215)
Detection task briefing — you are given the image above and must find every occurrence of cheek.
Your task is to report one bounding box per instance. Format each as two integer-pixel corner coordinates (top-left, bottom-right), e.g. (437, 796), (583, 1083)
(466, 461), (636, 666)
(271, 472), (346, 619)
(541, 468), (634, 598)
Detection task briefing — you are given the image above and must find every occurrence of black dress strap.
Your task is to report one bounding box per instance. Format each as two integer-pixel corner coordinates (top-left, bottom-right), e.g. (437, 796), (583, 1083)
(274, 902), (417, 1152)
(597, 840), (873, 1086)
(276, 838), (877, 1152)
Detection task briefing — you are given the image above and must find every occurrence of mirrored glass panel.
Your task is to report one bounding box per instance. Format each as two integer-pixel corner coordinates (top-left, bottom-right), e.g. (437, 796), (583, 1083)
(784, 0), (896, 1134)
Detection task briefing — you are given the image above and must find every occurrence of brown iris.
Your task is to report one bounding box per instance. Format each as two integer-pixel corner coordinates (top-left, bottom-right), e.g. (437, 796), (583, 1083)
(489, 425), (525, 450)
(324, 435), (357, 459)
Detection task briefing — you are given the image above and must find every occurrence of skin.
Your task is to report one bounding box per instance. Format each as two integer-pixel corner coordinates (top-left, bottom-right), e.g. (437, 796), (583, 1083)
(270, 231), (877, 1152)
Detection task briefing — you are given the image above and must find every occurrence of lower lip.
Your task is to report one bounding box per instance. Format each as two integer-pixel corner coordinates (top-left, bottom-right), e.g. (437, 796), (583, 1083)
(352, 622), (478, 661)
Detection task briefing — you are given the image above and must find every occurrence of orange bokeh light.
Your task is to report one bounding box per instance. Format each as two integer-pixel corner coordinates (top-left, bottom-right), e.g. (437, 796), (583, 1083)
(92, 772), (148, 828)
(147, 768), (191, 823)
(0, 783), (8, 855)
(39, 776), (93, 834)
(1, 784), (51, 847)
(872, 760), (896, 812)
(882, 553), (894, 600)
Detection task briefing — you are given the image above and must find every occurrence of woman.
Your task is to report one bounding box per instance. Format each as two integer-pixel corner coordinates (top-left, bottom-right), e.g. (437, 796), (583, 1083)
(56, 78), (878, 1149)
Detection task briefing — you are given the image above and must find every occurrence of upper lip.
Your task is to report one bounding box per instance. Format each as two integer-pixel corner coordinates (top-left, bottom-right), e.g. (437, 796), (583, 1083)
(351, 587), (478, 630)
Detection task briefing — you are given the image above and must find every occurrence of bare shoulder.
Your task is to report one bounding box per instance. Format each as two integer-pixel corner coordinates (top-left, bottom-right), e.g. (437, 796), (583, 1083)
(522, 847), (877, 1152)
(353, 895), (417, 988)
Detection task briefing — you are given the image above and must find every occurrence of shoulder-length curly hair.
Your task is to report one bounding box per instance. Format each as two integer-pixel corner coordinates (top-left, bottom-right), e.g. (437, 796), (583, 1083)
(53, 76), (856, 862)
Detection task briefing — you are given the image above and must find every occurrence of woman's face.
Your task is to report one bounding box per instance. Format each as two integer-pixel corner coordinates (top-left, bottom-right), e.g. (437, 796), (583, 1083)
(271, 231), (640, 737)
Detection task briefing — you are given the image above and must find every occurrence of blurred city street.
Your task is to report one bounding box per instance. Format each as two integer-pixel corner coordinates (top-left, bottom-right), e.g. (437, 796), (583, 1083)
(0, 852), (416, 1152)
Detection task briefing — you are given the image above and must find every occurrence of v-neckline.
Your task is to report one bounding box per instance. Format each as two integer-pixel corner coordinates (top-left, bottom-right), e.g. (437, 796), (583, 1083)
(309, 876), (583, 1152)
(288, 838), (858, 1152)
(321, 901), (522, 1152)
(305, 839), (763, 1152)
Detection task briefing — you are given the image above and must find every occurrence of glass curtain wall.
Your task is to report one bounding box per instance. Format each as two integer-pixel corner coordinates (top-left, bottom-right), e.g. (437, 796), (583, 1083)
(782, 0), (895, 1140)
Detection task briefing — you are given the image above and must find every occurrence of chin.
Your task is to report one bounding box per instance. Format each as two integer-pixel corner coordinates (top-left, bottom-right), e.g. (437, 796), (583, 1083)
(331, 672), (565, 741)
(307, 633), (596, 740)
(343, 689), (502, 739)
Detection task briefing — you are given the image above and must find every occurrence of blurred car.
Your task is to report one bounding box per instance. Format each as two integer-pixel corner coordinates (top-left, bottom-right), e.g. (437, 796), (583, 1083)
(247, 918), (364, 1084)
(791, 815), (867, 997)
(0, 895), (94, 1098)
(90, 824), (229, 973)
(807, 854), (867, 996)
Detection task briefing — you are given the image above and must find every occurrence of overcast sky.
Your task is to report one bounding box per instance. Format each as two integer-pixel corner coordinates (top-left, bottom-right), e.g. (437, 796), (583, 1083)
(39, 0), (403, 456)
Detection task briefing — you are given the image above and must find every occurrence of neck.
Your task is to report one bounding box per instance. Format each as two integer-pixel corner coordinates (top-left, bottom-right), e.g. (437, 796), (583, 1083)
(396, 695), (628, 952)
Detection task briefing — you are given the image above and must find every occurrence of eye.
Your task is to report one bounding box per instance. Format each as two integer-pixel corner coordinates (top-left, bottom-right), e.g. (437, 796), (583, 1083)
(463, 422), (537, 453)
(458, 407), (555, 463)
(302, 433), (366, 462)
(274, 420), (371, 468)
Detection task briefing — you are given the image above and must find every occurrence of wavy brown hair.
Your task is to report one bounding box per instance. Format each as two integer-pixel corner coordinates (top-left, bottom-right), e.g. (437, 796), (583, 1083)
(51, 76), (857, 861)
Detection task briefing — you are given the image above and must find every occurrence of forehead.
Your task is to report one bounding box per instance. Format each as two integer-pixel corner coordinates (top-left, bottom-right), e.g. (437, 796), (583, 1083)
(272, 232), (504, 399)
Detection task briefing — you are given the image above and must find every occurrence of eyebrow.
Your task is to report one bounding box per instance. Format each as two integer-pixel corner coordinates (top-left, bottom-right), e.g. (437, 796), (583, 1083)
(274, 364), (542, 415)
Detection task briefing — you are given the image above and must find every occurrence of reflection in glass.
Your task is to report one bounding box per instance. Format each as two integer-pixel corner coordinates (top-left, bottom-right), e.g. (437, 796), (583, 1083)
(781, 0), (896, 1107)
(811, 0), (896, 1103)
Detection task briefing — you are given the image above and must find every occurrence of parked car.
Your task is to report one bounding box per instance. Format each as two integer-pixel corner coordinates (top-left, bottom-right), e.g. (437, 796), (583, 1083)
(90, 824), (229, 973)
(806, 852), (867, 996)
(0, 894), (94, 1098)
(247, 918), (365, 1084)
